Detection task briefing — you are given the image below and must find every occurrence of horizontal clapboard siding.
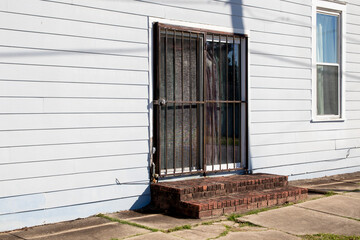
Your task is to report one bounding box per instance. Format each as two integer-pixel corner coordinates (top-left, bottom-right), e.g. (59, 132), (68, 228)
(343, 0), (360, 181)
(0, 0), (152, 232)
(249, 0), (360, 181)
(0, 0), (359, 232)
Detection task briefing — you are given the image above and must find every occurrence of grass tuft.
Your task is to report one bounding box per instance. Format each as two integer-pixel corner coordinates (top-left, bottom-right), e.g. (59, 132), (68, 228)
(325, 191), (337, 197)
(202, 221), (215, 225)
(227, 203), (294, 222)
(165, 224), (192, 233)
(349, 189), (360, 192)
(302, 233), (360, 240)
(238, 221), (262, 228)
(210, 225), (231, 239)
(96, 214), (159, 232)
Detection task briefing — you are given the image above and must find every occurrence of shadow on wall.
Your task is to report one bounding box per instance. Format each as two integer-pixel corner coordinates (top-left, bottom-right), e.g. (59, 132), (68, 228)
(230, 0), (244, 31)
(130, 186), (151, 210)
(229, 0), (252, 173)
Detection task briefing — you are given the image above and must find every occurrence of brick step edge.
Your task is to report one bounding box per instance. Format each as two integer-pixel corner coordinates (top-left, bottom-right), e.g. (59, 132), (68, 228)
(178, 186), (308, 218)
(151, 174), (288, 203)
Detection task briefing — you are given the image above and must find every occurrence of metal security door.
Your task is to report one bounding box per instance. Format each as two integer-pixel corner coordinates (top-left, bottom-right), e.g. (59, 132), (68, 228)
(153, 23), (248, 178)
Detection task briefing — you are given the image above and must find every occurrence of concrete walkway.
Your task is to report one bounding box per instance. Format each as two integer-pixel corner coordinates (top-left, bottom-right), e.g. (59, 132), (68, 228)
(1, 172), (359, 240)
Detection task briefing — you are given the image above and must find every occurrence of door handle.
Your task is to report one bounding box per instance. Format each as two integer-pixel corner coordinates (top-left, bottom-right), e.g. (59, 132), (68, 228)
(154, 98), (167, 106)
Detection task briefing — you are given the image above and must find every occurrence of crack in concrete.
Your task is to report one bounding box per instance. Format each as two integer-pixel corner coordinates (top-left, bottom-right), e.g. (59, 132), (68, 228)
(293, 205), (360, 222)
(9, 222), (118, 240)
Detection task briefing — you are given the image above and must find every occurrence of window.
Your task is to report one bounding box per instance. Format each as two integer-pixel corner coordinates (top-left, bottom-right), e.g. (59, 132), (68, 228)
(153, 23), (248, 176)
(313, 1), (346, 121)
(316, 11), (340, 116)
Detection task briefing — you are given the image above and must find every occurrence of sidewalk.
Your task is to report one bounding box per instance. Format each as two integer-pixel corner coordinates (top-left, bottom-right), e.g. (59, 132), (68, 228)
(1, 172), (359, 240)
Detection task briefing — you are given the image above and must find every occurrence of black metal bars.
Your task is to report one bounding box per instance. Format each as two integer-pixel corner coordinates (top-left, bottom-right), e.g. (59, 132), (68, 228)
(154, 23), (248, 177)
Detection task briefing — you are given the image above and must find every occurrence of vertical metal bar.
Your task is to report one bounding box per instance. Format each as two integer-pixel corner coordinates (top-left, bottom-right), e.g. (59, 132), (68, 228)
(181, 31), (184, 173)
(189, 32), (193, 172)
(203, 33), (207, 174)
(173, 30), (176, 174)
(155, 23), (161, 176)
(165, 28), (168, 175)
(238, 38), (242, 168)
(245, 37), (249, 172)
(226, 35), (229, 169)
(218, 35), (222, 171)
(211, 33), (215, 171)
(233, 36), (236, 167)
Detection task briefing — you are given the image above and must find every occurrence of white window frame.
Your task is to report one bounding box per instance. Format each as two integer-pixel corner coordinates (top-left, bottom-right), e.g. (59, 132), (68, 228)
(312, 0), (346, 122)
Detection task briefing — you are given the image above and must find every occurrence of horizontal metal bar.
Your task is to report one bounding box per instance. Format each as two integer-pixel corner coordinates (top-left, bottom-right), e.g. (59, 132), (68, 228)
(157, 23), (247, 38)
(158, 167), (247, 178)
(154, 100), (245, 105)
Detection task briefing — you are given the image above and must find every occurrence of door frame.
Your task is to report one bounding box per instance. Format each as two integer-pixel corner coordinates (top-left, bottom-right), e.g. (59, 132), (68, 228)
(148, 18), (250, 180)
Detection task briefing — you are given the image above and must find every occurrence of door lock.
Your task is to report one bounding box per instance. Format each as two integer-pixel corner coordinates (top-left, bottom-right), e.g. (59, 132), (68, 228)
(154, 98), (167, 106)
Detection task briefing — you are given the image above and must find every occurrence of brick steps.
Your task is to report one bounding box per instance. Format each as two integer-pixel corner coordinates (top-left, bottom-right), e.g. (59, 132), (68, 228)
(151, 173), (308, 218)
(180, 186), (308, 218)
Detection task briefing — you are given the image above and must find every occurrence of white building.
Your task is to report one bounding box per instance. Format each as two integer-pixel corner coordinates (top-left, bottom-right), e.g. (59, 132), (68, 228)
(0, 0), (359, 231)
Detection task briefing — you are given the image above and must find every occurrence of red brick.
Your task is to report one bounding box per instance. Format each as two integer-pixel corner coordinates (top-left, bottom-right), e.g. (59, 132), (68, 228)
(236, 205), (248, 212)
(298, 193), (308, 200)
(277, 198), (287, 205)
(216, 190), (226, 196)
(224, 206), (236, 214)
(287, 196), (296, 202)
(200, 203), (208, 211)
(150, 174), (308, 219)
(180, 193), (193, 201)
(257, 200), (267, 208)
(267, 199), (277, 206)
(247, 203), (258, 209)
(199, 210), (212, 218)
(212, 208), (224, 216)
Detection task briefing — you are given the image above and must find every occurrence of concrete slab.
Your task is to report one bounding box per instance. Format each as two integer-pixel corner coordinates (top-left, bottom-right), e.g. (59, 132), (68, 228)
(307, 182), (360, 193)
(307, 192), (325, 200)
(36, 222), (150, 240)
(0, 233), (19, 240)
(345, 192), (360, 199)
(341, 178), (360, 183)
(127, 232), (183, 240)
(107, 210), (155, 220)
(1, 217), (112, 239)
(238, 205), (360, 236)
(170, 223), (227, 240)
(290, 172), (360, 187)
(291, 172), (360, 195)
(2, 216), (150, 240)
(107, 212), (210, 230)
(298, 195), (360, 219)
(6, 217), (111, 239)
(218, 230), (300, 240)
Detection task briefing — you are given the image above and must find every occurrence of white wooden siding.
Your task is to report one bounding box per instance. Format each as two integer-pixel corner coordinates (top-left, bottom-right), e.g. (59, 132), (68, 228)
(0, 0), (359, 232)
(250, 0), (360, 180)
(0, 0), (152, 231)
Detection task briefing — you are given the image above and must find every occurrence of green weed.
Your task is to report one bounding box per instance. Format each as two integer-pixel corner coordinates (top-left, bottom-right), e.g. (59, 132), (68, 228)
(165, 224), (192, 233)
(227, 203), (294, 222)
(96, 214), (159, 232)
(302, 233), (360, 240)
(325, 191), (337, 197)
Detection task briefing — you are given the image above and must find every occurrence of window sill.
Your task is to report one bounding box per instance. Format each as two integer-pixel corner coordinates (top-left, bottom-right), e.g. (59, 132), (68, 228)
(311, 118), (345, 123)
(320, 0), (347, 5)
